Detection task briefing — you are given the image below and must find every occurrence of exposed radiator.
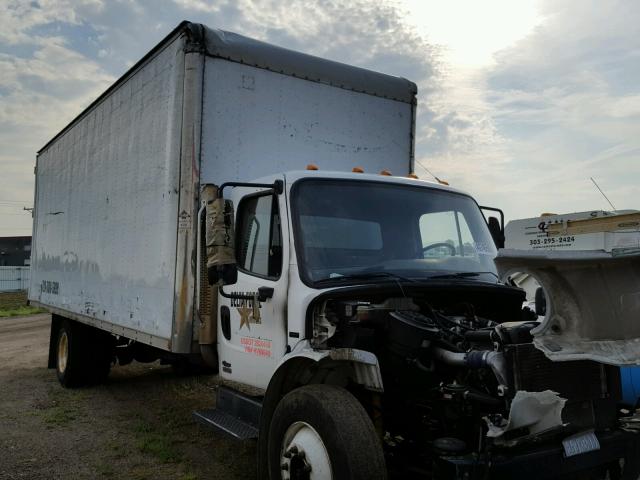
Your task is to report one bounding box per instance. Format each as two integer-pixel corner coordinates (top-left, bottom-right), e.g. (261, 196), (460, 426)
(508, 343), (608, 401)
(507, 343), (620, 429)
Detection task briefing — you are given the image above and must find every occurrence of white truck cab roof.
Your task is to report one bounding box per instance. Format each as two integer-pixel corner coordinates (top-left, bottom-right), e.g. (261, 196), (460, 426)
(281, 169), (469, 196)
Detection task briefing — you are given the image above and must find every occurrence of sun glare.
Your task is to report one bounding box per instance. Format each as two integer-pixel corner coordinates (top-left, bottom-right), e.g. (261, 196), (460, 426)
(397, 0), (543, 67)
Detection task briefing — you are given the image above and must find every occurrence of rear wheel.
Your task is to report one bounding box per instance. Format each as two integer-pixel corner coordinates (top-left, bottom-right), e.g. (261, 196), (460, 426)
(55, 319), (113, 387)
(268, 384), (386, 480)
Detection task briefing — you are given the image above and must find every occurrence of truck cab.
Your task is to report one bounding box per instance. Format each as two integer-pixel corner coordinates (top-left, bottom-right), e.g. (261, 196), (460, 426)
(214, 170), (499, 390)
(201, 170), (639, 479)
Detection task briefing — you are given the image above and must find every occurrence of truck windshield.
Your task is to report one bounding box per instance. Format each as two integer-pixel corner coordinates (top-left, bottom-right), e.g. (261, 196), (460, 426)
(291, 179), (498, 286)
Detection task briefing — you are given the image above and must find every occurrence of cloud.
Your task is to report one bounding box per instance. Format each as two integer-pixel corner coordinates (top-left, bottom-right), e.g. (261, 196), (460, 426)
(479, 0), (640, 217)
(4, 0), (636, 236)
(0, 0), (451, 234)
(0, 1), (115, 234)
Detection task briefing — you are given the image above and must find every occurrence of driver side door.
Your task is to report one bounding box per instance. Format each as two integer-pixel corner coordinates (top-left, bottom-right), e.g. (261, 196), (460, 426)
(217, 185), (289, 389)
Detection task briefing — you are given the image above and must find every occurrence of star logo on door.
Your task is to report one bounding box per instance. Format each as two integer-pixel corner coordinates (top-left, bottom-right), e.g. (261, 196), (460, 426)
(238, 305), (252, 330)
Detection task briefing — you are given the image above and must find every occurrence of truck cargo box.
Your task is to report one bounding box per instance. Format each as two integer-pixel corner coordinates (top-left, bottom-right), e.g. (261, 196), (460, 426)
(29, 21), (417, 354)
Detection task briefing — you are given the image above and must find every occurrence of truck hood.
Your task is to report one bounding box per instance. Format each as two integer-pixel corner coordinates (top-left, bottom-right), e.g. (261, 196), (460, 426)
(496, 249), (640, 365)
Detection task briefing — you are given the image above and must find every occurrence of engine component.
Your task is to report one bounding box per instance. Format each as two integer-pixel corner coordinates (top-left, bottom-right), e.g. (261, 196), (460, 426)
(432, 347), (508, 392)
(433, 437), (467, 454)
(387, 310), (440, 357)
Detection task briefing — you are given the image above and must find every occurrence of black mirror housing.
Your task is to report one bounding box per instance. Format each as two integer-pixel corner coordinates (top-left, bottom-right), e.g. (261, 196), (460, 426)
(535, 286), (547, 316)
(487, 216), (505, 249)
(208, 263), (238, 286)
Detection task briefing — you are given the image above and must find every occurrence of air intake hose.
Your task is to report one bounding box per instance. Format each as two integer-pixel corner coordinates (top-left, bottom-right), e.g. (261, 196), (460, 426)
(431, 347), (508, 389)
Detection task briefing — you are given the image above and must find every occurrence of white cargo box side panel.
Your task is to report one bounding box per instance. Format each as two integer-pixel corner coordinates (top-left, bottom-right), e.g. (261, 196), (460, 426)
(200, 58), (413, 182)
(29, 37), (186, 347)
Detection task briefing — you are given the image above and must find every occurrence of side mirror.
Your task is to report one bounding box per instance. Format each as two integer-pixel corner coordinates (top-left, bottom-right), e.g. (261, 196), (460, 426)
(480, 206), (505, 249)
(535, 286), (546, 317)
(205, 195), (238, 286)
(487, 216), (505, 249)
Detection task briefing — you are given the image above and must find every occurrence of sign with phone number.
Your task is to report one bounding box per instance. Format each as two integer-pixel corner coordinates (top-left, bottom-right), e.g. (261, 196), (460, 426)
(529, 236), (575, 246)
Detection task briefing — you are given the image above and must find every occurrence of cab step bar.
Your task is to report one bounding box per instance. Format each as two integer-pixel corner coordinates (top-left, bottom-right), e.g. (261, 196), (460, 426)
(193, 386), (262, 440)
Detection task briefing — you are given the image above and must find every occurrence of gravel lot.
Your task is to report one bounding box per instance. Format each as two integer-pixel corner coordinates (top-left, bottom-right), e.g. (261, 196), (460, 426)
(0, 314), (255, 480)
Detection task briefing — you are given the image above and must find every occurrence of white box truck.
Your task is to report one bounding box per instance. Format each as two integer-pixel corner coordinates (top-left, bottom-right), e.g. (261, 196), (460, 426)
(30, 21), (640, 480)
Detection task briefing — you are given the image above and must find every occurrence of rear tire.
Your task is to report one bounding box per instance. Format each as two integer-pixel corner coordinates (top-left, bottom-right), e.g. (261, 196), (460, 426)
(55, 319), (113, 387)
(268, 384), (386, 480)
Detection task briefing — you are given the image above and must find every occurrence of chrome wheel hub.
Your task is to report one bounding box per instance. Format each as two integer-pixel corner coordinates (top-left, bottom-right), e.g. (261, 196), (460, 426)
(280, 421), (332, 480)
(57, 331), (69, 374)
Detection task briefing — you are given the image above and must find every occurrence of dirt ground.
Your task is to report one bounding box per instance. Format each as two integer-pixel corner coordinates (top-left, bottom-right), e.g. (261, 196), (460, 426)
(0, 314), (256, 480)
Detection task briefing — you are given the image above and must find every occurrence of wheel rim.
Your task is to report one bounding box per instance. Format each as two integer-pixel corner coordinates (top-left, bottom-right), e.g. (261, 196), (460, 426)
(57, 331), (69, 374)
(280, 421), (332, 480)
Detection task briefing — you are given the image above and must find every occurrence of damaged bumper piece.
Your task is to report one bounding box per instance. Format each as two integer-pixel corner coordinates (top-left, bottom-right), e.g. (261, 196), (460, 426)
(496, 249), (640, 365)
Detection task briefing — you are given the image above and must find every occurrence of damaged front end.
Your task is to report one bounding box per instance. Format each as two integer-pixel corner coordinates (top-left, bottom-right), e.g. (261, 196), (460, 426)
(496, 249), (640, 365)
(308, 277), (640, 479)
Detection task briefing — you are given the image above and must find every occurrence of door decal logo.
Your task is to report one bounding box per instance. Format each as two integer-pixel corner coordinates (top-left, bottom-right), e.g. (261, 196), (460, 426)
(233, 292), (262, 330)
(238, 305), (253, 330)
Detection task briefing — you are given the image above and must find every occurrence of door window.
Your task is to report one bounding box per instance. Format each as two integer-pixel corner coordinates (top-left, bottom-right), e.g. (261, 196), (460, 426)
(236, 194), (282, 278)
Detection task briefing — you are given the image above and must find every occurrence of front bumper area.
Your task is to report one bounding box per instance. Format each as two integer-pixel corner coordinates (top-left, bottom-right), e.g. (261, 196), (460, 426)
(436, 430), (640, 479)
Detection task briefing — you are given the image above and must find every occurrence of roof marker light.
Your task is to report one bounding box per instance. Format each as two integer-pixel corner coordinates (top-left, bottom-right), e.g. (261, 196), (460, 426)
(306, 164), (319, 171)
(407, 173), (419, 179)
(380, 169), (392, 176)
(352, 166), (364, 173)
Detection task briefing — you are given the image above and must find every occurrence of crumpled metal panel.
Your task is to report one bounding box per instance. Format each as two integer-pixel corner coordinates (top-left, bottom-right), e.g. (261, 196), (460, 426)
(485, 390), (566, 440)
(496, 249), (640, 365)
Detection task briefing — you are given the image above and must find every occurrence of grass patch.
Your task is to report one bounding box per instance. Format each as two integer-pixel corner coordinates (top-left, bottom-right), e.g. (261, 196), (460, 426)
(0, 291), (45, 317)
(42, 404), (77, 426)
(33, 387), (86, 428)
(134, 420), (181, 463)
(96, 462), (116, 478)
(180, 473), (198, 480)
(0, 305), (46, 317)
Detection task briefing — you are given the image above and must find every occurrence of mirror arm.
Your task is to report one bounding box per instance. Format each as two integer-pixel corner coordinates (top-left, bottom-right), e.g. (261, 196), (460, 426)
(479, 205), (505, 231)
(217, 180), (283, 199)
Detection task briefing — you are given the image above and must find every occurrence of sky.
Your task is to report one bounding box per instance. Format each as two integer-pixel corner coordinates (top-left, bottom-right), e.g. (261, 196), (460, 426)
(1, 0), (639, 236)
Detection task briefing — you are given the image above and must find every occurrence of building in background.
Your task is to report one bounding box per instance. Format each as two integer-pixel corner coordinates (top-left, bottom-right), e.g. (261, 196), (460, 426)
(0, 236), (31, 267)
(0, 236), (31, 292)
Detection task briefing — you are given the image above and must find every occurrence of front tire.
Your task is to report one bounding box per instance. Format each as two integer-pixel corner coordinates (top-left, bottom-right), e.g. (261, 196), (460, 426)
(268, 384), (386, 480)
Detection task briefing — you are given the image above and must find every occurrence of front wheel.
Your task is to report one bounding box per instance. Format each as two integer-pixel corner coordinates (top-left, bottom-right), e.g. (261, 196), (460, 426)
(268, 384), (386, 480)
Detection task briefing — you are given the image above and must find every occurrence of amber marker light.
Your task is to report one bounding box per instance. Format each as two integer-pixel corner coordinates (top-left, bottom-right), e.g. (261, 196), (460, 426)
(380, 169), (392, 176)
(407, 173), (419, 179)
(306, 164), (319, 170)
(352, 166), (364, 173)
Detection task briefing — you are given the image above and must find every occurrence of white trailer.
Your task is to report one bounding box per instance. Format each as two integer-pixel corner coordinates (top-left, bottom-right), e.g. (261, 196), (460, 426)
(30, 22), (640, 480)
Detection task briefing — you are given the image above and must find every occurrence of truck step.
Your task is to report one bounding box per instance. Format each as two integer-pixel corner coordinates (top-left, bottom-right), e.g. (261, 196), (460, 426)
(193, 386), (262, 440)
(193, 408), (259, 440)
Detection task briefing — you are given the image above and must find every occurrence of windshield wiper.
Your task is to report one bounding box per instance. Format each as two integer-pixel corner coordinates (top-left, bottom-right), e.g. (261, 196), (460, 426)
(427, 271), (499, 280)
(318, 272), (416, 285)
